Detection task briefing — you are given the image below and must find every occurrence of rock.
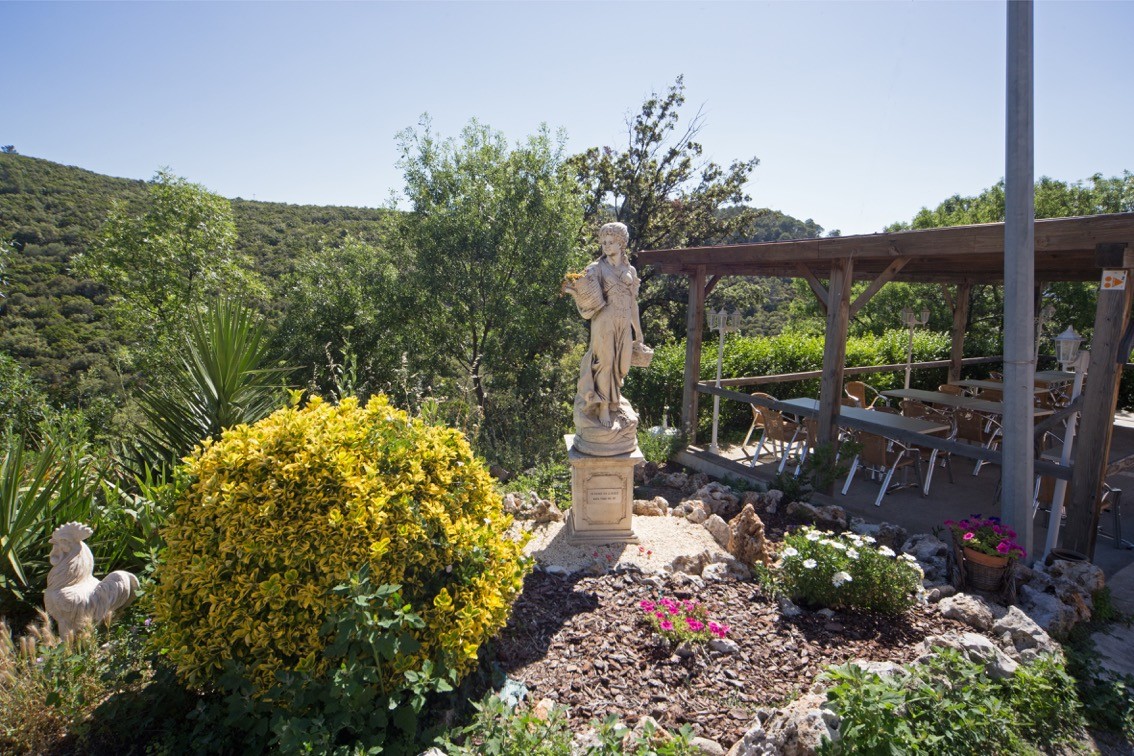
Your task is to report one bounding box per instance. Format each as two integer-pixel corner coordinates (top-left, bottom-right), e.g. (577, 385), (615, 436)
(919, 632), (1018, 679)
(937, 593), (1002, 631)
(727, 692), (839, 756)
(544, 564), (571, 578)
(702, 559), (752, 582)
(687, 506), (710, 525)
(675, 643), (696, 659)
(849, 519), (908, 552)
(740, 490), (763, 509)
(901, 533), (949, 584)
(926, 584), (956, 603)
(710, 637), (740, 654)
(778, 597), (802, 617)
(531, 697), (558, 721)
(683, 472), (711, 494)
(633, 496), (669, 516)
(694, 482), (742, 520)
(690, 736), (727, 756)
(849, 660), (904, 678)
(669, 548), (715, 576)
(786, 501), (848, 531)
(727, 504), (773, 568)
(704, 514), (732, 549)
(1048, 559), (1106, 593)
(664, 471), (689, 490)
(529, 494), (563, 523)
(762, 489), (783, 514)
(991, 605), (1061, 661)
(640, 460), (661, 484)
(489, 464), (512, 482)
(670, 571), (705, 590)
(1017, 584), (1081, 639)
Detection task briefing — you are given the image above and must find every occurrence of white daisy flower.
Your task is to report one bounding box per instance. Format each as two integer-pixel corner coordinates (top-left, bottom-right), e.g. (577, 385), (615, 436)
(823, 540), (847, 551)
(861, 535), (877, 544)
(900, 553), (917, 562)
(831, 571), (853, 587)
(878, 545), (896, 558)
(803, 559), (818, 569)
(806, 531), (822, 541)
(846, 548), (859, 560)
(782, 546), (799, 558)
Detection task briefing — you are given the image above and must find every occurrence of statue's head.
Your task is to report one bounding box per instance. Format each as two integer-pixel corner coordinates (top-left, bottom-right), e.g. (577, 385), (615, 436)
(598, 222), (629, 251)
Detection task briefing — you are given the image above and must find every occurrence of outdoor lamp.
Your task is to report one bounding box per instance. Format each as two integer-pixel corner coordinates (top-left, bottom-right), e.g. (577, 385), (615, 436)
(1054, 326), (1083, 372)
(900, 307), (930, 389)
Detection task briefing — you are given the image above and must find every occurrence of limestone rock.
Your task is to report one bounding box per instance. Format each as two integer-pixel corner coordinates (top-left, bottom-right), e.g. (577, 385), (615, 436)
(728, 504), (772, 568)
(704, 514), (732, 549)
(694, 481), (742, 520)
(669, 549), (717, 577)
(709, 637), (740, 654)
(1017, 584), (1082, 639)
(937, 593), (1003, 632)
(926, 584), (957, 603)
(702, 557), (752, 582)
(778, 597), (802, 617)
(901, 533), (949, 584)
(639, 460), (661, 484)
(849, 519), (909, 552)
(761, 489), (784, 514)
(687, 504), (710, 525)
(683, 472), (711, 494)
(633, 496), (669, 516)
(991, 605), (1061, 662)
(919, 632), (1018, 679)
(690, 736), (727, 756)
(786, 501), (848, 531)
(1048, 559), (1106, 597)
(727, 692), (839, 756)
(848, 660), (904, 678)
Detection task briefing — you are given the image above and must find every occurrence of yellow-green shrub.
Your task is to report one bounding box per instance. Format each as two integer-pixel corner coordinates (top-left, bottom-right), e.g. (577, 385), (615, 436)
(151, 394), (529, 693)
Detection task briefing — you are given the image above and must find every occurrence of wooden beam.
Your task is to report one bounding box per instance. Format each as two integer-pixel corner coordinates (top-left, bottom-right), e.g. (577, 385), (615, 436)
(939, 284), (955, 312)
(849, 257), (909, 317)
(949, 283), (973, 382)
(817, 258), (853, 493)
(797, 264), (829, 313)
(1064, 263), (1134, 557)
(681, 266), (707, 444)
(705, 274), (722, 297)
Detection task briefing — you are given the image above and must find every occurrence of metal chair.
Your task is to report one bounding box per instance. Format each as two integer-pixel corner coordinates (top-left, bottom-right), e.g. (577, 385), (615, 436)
(841, 430), (924, 507)
(845, 380), (887, 409)
(741, 392), (775, 449)
(955, 408), (1000, 475)
(749, 405), (805, 473)
(937, 384), (965, 396)
(900, 399), (956, 495)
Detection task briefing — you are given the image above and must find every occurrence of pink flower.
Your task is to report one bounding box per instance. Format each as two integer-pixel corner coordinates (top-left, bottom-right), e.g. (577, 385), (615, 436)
(682, 599), (698, 612)
(963, 532), (975, 541)
(685, 617), (705, 632)
(640, 600), (656, 611)
(655, 611), (666, 620)
(708, 622), (729, 638)
(660, 620), (673, 631)
(996, 541), (1010, 554)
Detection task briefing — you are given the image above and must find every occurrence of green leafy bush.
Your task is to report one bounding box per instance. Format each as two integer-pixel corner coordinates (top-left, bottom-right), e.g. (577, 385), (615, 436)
(775, 527), (923, 615)
(637, 428), (682, 464)
(820, 649), (1084, 754)
(151, 394), (530, 697)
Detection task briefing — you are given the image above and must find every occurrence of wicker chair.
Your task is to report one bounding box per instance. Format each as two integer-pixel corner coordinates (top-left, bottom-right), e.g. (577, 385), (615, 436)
(845, 381), (887, 409)
(840, 430), (924, 507)
(955, 408), (1000, 475)
(750, 404), (805, 473)
(900, 399), (956, 495)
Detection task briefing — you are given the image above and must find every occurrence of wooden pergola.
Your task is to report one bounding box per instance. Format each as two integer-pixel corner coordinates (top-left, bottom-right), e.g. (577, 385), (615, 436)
(636, 212), (1134, 558)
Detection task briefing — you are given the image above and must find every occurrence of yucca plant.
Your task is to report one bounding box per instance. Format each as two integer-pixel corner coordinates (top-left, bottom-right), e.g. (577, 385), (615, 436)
(134, 297), (292, 471)
(0, 434), (96, 618)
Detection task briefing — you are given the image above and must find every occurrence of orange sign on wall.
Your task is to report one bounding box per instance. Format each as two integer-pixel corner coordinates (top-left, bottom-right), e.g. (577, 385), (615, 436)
(1102, 270), (1127, 291)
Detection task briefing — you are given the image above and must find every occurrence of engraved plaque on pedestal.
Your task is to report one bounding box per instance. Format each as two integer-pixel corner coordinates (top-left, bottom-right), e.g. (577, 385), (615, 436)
(564, 434), (642, 544)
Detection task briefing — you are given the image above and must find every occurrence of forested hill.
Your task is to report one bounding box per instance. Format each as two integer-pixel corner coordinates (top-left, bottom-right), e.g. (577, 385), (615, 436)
(0, 152), (392, 407)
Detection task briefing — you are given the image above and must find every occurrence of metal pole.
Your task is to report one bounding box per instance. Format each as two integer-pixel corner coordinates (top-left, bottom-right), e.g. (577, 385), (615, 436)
(1003, 0), (1035, 559)
(710, 317), (727, 454)
(905, 322), (915, 390)
(1043, 352), (1088, 556)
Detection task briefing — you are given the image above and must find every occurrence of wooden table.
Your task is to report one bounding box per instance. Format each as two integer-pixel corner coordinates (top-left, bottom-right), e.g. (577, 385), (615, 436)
(782, 397), (951, 435)
(882, 388), (1054, 418)
(1034, 370), (1076, 386)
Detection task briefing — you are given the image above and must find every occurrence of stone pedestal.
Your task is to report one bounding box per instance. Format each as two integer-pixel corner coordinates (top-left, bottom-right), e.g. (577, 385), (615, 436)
(564, 434), (642, 544)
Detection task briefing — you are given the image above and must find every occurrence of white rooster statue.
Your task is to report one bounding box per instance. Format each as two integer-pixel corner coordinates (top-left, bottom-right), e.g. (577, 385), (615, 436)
(44, 522), (138, 639)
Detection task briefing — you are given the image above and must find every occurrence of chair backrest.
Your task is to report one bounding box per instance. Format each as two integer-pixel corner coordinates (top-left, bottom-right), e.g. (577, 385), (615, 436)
(980, 388), (1004, 401)
(872, 405), (900, 415)
(937, 384), (964, 396)
(761, 407), (794, 441)
(900, 399), (929, 418)
(857, 431), (890, 466)
(749, 392), (776, 426)
(845, 381), (868, 408)
(955, 409), (987, 444)
(841, 396), (860, 407)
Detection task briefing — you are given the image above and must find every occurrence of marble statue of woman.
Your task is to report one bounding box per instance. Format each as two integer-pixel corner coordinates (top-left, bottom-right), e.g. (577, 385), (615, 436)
(564, 222), (651, 456)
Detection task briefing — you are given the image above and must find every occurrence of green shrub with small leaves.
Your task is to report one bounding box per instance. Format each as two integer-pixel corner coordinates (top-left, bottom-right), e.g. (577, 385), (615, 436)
(775, 527), (923, 615)
(152, 394), (530, 697)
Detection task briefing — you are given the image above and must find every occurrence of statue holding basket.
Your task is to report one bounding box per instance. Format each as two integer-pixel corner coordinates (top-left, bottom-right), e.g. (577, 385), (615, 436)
(562, 222), (653, 455)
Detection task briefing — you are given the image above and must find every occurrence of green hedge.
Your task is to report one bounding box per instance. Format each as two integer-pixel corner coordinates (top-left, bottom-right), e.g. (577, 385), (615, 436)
(624, 329), (951, 440)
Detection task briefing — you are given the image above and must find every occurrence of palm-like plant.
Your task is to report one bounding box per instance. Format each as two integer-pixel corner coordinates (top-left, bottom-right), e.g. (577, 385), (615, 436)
(136, 298), (292, 471)
(0, 435), (95, 615)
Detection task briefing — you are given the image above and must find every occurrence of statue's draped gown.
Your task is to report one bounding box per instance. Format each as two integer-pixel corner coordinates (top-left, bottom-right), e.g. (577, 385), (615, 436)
(577, 256), (639, 417)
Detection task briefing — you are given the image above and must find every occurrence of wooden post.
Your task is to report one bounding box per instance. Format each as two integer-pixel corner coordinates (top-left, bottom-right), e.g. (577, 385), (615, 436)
(1064, 251), (1134, 557)
(681, 266), (707, 445)
(949, 283), (972, 383)
(817, 259), (853, 491)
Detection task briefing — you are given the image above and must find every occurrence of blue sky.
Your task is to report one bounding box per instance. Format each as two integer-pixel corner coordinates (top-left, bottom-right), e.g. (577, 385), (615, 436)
(5, 1), (1132, 236)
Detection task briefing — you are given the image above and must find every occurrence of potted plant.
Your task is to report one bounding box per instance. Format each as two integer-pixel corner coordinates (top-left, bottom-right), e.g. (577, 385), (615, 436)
(944, 515), (1026, 591)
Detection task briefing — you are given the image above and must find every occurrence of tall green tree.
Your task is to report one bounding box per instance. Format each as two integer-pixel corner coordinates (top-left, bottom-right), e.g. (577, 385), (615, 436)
(569, 76), (762, 342)
(73, 169), (262, 362)
(396, 118), (586, 466)
(274, 231), (410, 398)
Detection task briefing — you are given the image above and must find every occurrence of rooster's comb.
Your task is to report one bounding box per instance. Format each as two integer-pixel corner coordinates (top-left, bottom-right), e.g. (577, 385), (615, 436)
(51, 522), (94, 543)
